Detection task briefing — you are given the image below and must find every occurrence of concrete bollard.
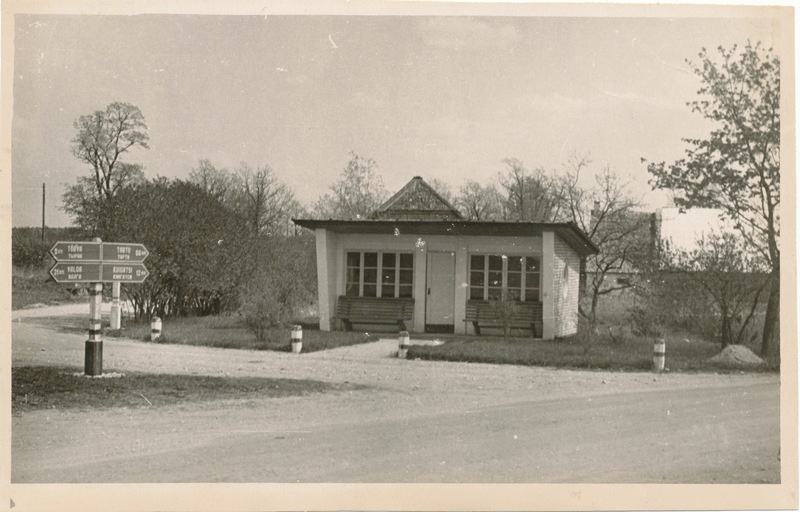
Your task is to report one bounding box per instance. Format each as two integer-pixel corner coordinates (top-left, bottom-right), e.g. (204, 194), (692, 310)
(653, 339), (666, 372)
(398, 331), (410, 358)
(291, 325), (303, 353)
(150, 316), (162, 342)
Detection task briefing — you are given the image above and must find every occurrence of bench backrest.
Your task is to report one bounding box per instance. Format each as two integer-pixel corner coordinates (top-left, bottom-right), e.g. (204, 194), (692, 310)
(465, 300), (542, 321)
(337, 296), (415, 320)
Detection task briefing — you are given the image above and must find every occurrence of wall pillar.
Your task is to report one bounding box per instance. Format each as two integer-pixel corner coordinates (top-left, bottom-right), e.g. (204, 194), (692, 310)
(453, 240), (468, 334)
(412, 239), (427, 333)
(315, 229), (335, 331)
(541, 231), (555, 340)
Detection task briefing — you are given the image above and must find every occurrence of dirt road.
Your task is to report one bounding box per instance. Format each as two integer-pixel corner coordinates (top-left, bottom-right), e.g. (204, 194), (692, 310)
(11, 306), (781, 484)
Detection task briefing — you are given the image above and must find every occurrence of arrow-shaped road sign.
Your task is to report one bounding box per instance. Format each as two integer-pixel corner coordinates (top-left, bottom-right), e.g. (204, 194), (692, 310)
(49, 241), (101, 261)
(101, 263), (149, 283)
(101, 243), (149, 262)
(49, 262), (103, 283)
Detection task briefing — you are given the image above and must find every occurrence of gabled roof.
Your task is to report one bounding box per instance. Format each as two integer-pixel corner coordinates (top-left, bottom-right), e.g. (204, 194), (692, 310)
(370, 176), (463, 220)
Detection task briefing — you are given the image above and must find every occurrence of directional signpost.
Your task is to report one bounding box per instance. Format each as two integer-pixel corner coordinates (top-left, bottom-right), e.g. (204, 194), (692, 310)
(50, 239), (150, 376)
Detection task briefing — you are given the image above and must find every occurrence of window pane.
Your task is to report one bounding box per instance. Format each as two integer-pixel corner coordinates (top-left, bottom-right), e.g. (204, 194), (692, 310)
(526, 257), (540, 272)
(399, 269), (413, 285)
(348, 252), (361, 267)
(524, 288), (540, 301)
(382, 253), (396, 268)
(508, 256), (522, 272)
(382, 269), (396, 285)
(526, 272), (540, 288)
(381, 283), (396, 298)
(363, 285), (377, 297)
(398, 285), (413, 298)
(507, 272), (521, 288)
(400, 253), (413, 268)
(346, 266), (360, 297)
(470, 255), (485, 271)
(470, 287), (484, 300)
(364, 252), (378, 267)
(488, 255), (503, 271)
(488, 287), (502, 300)
(488, 271), (502, 287)
(364, 269), (377, 284)
(470, 271), (484, 287)
(508, 289), (521, 300)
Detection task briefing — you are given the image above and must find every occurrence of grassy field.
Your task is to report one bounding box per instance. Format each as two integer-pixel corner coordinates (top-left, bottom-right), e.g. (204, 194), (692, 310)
(406, 333), (773, 373)
(27, 313), (379, 353)
(11, 365), (366, 412)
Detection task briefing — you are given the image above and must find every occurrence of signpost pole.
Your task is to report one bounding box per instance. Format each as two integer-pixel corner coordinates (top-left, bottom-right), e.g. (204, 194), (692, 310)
(110, 282), (122, 330)
(85, 281), (104, 376)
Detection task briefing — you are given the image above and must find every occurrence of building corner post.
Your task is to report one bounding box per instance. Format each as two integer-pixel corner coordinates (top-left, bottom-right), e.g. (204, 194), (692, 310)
(541, 231), (555, 340)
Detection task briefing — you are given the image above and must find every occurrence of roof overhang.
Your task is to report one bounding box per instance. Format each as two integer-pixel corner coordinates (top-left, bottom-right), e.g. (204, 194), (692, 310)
(292, 219), (599, 258)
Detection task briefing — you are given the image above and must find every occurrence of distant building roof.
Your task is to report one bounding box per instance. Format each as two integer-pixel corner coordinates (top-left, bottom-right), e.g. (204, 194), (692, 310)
(370, 176), (463, 220)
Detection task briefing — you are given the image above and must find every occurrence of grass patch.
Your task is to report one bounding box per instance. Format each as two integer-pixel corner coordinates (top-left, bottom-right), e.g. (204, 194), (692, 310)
(12, 365), (366, 413)
(27, 314), (379, 353)
(12, 265), (87, 310)
(406, 334), (776, 373)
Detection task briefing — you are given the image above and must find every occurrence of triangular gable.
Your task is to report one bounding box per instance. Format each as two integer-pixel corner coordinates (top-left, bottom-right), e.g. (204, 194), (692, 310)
(370, 176), (463, 220)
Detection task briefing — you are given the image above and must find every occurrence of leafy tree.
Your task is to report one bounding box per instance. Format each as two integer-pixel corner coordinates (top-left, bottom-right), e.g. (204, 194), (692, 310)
(455, 180), (504, 220)
(313, 151), (387, 219)
(645, 42), (780, 361)
(239, 234), (317, 341)
(105, 178), (253, 319)
(663, 231), (769, 349)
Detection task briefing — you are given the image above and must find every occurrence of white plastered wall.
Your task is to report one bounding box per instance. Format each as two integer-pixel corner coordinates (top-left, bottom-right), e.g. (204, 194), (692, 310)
(316, 230), (547, 335)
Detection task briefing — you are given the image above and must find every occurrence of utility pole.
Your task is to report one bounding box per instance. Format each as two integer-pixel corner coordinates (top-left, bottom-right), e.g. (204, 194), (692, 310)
(41, 183), (46, 241)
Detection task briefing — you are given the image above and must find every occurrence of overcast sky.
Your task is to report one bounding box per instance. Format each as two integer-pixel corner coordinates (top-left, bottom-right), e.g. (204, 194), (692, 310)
(8, 4), (786, 227)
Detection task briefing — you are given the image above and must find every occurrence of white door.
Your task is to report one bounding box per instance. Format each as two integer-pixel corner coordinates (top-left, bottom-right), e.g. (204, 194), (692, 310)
(425, 251), (455, 330)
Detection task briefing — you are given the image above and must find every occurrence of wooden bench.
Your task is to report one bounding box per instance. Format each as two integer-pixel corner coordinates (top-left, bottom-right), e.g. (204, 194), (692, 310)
(465, 299), (542, 337)
(335, 296), (415, 331)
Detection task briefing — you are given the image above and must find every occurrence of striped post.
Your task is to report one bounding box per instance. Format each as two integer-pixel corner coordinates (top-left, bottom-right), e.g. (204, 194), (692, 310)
(85, 282), (103, 376)
(291, 325), (303, 353)
(398, 331), (410, 358)
(150, 316), (162, 342)
(110, 281), (122, 330)
(653, 339), (666, 372)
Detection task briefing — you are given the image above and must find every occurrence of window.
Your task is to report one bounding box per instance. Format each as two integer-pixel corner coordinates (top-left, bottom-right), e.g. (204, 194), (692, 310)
(469, 254), (541, 301)
(346, 251), (414, 298)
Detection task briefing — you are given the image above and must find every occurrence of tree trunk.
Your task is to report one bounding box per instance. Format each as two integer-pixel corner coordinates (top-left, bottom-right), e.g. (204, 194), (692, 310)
(760, 270), (780, 363)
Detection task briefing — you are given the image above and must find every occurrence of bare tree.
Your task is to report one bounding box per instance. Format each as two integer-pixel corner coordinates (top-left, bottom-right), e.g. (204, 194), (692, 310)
(234, 162), (296, 235)
(562, 156), (651, 326)
(313, 151), (387, 219)
(498, 158), (565, 222)
(455, 180), (503, 220)
(189, 159), (237, 205)
(71, 102), (149, 200)
(65, 102), (149, 235)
